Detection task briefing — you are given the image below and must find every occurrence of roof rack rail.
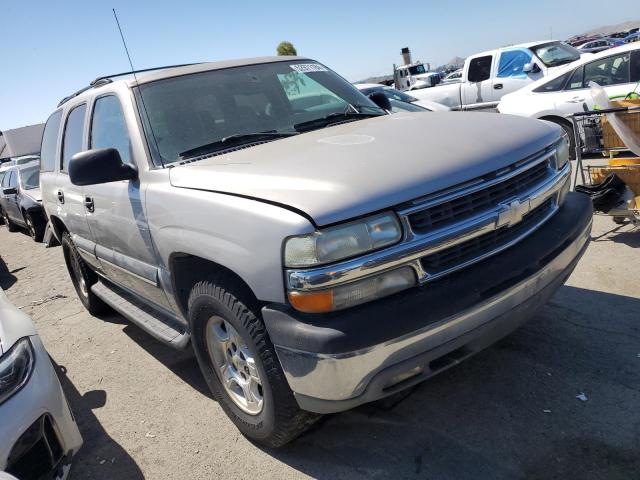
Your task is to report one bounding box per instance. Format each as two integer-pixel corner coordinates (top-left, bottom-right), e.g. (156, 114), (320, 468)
(57, 62), (203, 108)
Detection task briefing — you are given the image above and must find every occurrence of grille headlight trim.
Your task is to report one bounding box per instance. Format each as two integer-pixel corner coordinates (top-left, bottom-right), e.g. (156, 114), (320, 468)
(284, 213), (402, 268)
(0, 337), (35, 405)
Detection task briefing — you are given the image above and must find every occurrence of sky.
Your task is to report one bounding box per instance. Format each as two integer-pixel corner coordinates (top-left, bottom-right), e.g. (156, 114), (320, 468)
(1, 0), (638, 130)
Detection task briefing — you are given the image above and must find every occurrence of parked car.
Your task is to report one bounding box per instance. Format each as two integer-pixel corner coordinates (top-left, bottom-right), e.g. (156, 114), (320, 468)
(354, 83), (450, 111)
(0, 288), (82, 479)
(624, 32), (640, 44)
(497, 43), (640, 154)
(40, 57), (591, 447)
(0, 162), (47, 241)
(577, 38), (624, 53)
(413, 41), (590, 110)
(441, 69), (463, 84)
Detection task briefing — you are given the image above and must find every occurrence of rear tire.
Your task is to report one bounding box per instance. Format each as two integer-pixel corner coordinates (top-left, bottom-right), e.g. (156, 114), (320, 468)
(2, 210), (18, 232)
(61, 232), (109, 315)
(24, 212), (44, 242)
(188, 276), (319, 447)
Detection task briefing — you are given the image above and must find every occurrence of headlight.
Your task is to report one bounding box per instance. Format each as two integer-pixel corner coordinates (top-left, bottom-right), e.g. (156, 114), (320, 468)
(0, 338), (35, 405)
(284, 213), (402, 268)
(554, 136), (570, 170)
(288, 267), (416, 313)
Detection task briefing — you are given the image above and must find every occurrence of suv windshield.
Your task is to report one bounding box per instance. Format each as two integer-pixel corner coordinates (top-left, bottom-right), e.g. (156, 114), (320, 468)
(137, 61), (384, 164)
(20, 166), (39, 189)
(530, 42), (581, 67)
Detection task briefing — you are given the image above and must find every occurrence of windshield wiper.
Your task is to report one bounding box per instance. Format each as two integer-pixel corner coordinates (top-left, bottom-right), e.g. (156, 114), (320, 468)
(179, 131), (299, 159)
(294, 105), (385, 132)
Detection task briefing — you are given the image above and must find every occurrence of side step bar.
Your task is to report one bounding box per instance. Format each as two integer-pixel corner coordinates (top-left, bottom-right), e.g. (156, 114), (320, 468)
(91, 281), (190, 349)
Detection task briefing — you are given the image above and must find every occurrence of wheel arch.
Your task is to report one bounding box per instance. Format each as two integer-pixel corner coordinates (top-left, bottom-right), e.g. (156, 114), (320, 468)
(48, 214), (68, 241)
(169, 253), (261, 319)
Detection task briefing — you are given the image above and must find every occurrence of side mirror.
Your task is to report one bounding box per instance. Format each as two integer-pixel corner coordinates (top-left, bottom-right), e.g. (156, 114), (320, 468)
(523, 62), (541, 74)
(367, 91), (392, 111)
(69, 148), (137, 186)
(3, 187), (17, 195)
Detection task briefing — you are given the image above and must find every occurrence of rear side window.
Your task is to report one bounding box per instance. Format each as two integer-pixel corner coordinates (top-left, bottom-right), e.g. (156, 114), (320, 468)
(533, 71), (572, 93)
(61, 104), (87, 171)
(497, 49), (533, 78)
(468, 56), (493, 82)
(566, 67), (585, 90)
(1, 171), (11, 188)
(40, 110), (62, 172)
(90, 96), (132, 165)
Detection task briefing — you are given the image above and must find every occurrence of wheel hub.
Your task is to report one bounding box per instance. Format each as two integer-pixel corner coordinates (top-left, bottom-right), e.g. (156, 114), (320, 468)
(205, 316), (264, 415)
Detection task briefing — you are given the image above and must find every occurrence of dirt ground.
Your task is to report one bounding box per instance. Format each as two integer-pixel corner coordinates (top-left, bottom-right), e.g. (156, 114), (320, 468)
(0, 209), (639, 479)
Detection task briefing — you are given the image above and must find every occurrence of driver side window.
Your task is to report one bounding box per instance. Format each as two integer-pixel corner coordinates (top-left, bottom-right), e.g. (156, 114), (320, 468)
(583, 53), (630, 87)
(90, 95), (132, 165)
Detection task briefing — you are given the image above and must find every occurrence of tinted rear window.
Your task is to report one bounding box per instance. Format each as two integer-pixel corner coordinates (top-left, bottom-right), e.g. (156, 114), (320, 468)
(40, 110), (62, 172)
(62, 104), (87, 171)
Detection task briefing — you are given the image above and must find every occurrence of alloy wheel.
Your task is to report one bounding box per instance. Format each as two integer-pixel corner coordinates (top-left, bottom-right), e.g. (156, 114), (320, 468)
(205, 315), (264, 415)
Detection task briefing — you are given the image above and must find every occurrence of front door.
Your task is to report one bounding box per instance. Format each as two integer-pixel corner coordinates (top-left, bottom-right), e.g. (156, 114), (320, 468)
(82, 94), (170, 309)
(2, 171), (21, 222)
(461, 54), (497, 109)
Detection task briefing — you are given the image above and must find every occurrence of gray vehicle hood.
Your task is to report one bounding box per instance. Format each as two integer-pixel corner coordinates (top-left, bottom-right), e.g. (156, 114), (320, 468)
(169, 112), (559, 226)
(23, 187), (42, 203)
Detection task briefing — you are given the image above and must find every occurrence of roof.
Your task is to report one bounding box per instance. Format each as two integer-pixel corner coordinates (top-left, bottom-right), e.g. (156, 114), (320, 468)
(0, 123), (45, 160)
(59, 56), (312, 106)
(472, 40), (564, 58)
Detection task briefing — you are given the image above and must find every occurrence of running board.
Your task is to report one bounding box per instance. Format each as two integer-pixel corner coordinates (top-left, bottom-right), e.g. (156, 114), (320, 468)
(91, 281), (190, 349)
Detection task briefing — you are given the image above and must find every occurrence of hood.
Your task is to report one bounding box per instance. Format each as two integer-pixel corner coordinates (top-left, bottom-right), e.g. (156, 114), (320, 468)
(0, 288), (37, 355)
(169, 112), (559, 226)
(412, 99), (451, 111)
(23, 187), (42, 202)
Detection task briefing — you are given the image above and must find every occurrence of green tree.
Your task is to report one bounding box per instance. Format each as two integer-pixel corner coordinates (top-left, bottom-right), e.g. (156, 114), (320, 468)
(276, 41), (297, 56)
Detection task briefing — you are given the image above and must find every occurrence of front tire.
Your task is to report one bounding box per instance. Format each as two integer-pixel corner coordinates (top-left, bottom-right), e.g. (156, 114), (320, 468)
(2, 210), (18, 232)
(188, 277), (319, 447)
(61, 232), (109, 315)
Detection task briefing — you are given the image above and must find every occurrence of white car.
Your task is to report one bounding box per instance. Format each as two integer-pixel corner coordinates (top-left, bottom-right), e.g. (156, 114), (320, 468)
(0, 288), (82, 479)
(498, 43), (640, 152)
(355, 83), (451, 111)
(441, 69), (462, 84)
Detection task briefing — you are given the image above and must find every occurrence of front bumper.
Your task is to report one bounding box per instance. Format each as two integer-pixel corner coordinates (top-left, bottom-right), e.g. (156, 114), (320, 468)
(263, 192), (592, 413)
(0, 336), (82, 479)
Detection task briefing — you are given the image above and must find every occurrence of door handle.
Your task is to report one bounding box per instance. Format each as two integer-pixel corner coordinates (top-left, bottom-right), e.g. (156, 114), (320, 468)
(567, 96), (585, 103)
(84, 196), (95, 213)
(493, 83), (503, 90)
(57, 190), (65, 204)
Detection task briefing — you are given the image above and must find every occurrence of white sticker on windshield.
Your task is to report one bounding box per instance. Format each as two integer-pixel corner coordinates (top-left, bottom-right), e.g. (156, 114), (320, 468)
(289, 63), (328, 73)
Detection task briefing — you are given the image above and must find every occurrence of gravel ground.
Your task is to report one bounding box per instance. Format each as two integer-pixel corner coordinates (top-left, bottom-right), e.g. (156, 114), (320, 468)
(0, 206), (639, 479)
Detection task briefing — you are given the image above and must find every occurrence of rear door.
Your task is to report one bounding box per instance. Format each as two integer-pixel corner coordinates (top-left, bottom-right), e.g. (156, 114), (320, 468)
(461, 54), (497, 109)
(56, 103), (94, 244)
(39, 110), (63, 225)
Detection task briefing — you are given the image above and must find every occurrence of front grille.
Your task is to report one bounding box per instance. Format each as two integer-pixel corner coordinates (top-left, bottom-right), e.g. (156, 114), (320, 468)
(420, 199), (553, 274)
(409, 159), (551, 234)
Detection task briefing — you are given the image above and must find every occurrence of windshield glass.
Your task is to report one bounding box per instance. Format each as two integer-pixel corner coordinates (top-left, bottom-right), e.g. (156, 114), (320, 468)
(530, 42), (581, 67)
(137, 61), (384, 164)
(408, 64), (427, 75)
(360, 87), (417, 103)
(20, 166), (39, 189)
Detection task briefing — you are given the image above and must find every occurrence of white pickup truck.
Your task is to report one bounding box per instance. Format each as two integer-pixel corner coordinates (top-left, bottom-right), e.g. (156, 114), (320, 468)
(413, 41), (590, 110)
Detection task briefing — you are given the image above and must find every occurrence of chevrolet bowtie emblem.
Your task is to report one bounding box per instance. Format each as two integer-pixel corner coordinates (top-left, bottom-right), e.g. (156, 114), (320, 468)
(497, 199), (530, 228)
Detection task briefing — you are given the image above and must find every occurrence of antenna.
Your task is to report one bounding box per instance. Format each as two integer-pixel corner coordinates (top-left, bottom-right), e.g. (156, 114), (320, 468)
(112, 9), (165, 168)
